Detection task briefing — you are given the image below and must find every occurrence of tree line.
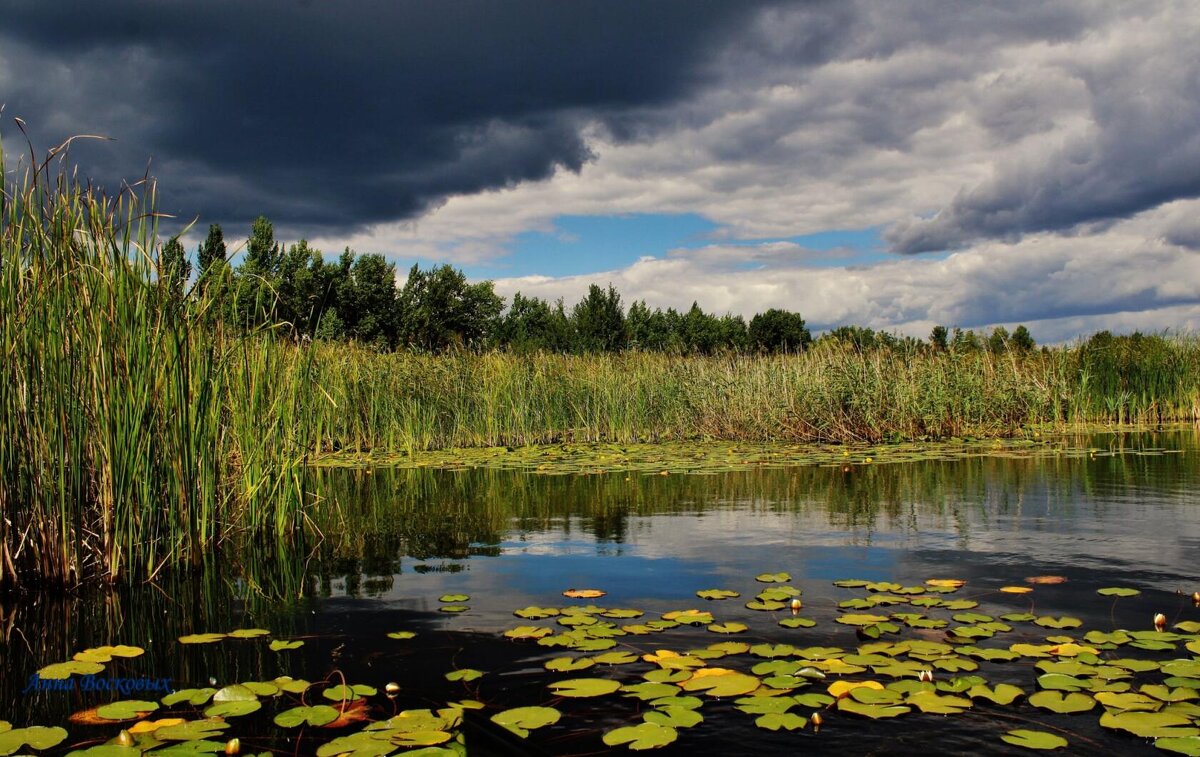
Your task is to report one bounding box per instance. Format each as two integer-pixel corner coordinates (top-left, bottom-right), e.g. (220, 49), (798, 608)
(160, 217), (1035, 355)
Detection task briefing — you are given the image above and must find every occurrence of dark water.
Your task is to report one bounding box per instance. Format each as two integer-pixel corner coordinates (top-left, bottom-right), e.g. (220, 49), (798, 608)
(2, 428), (1198, 755)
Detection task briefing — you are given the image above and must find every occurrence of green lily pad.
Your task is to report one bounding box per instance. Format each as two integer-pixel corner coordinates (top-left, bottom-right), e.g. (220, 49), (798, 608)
(836, 614), (890, 626)
(204, 699), (262, 718)
(445, 668), (484, 681)
(755, 572), (791, 583)
(592, 651), (639, 665)
(504, 625), (552, 640)
(38, 660), (105, 679)
(439, 594), (470, 602)
(549, 678), (622, 698)
(439, 605), (469, 613)
(490, 706), (561, 738)
(755, 712), (808, 731)
(644, 707), (703, 728)
(1000, 729), (1068, 750)
(73, 645), (145, 663)
(212, 684), (257, 702)
(323, 684), (376, 701)
(968, 683), (1024, 705)
(387, 631), (416, 640)
(778, 617), (816, 628)
(708, 622), (749, 634)
(1099, 710), (1199, 738)
(679, 670), (760, 697)
(836, 698), (911, 718)
(313, 734), (395, 757)
(96, 700), (160, 720)
(1028, 691), (1095, 714)
(907, 691), (972, 714)
(1096, 587), (1140, 597)
(392, 731), (452, 748)
(269, 639), (304, 651)
(696, 589), (739, 600)
(274, 705), (341, 728)
(546, 656), (594, 672)
(155, 720), (230, 741)
(178, 633), (226, 644)
(0, 726), (68, 755)
(602, 723), (678, 750)
(1035, 616), (1083, 630)
(227, 628), (271, 639)
(1156, 736), (1200, 756)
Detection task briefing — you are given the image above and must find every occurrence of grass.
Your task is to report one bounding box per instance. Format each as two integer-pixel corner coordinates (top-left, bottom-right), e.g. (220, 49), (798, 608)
(1, 142), (1197, 587)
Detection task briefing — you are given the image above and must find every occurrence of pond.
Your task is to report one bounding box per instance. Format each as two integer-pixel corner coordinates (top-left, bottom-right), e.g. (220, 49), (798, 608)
(2, 427), (1199, 755)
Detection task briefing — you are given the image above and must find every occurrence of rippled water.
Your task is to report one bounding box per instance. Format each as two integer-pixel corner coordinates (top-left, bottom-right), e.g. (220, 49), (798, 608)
(2, 427), (1198, 755)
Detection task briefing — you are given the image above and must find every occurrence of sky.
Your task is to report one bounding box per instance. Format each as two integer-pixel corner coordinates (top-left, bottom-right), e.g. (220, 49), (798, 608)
(2, 0), (1198, 342)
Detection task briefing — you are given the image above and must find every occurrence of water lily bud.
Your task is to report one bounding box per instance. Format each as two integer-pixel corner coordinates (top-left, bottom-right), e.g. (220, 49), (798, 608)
(918, 670), (934, 683)
(115, 731), (134, 747)
(790, 598), (802, 612)
(385, 682), (401, 697)
(224, 738), (240, 755)
(810, 712), (823, 730)
(1192, 591), (1200, 605)
(1154, 613), (1167, 631)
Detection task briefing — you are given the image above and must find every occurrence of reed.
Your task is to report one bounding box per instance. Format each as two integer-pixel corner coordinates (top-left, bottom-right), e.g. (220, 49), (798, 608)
(2, 140), (1197, 588)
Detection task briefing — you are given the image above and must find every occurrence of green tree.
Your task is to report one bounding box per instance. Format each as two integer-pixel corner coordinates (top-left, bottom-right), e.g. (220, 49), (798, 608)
(498, 292), (571, 352)
(244, 215), (282, 274)
(929, 325), (949, 352)
(571, 284), (626, 352)
(159, 236), (191, 300)
(988, 326), (1010, 354)
(398, 264), (503, 351)
(951, 327), (982, 353)
(1010, 324), (1035, 352)
(749, 309), (812, 353)
(197, 223), (226, 282)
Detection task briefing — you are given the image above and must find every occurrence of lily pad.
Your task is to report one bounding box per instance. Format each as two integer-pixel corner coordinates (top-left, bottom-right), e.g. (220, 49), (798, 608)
(227, 628), (271, 639)
(438, 594), (470, 602)
(203, 700), (261, 718)
(269, 639), (304, 651)
(696, 589), (739, 600)
(96, 700), (160, 720)
(679, 669), (761, 697)
(602, 723), (678, 750)
(274, 705), (340, 728)
(387, 631), (417, 640)
(178, 633), (226, 644)
(1000, 729), (1068, 750)
(1156, 736), (1200, 756)
(755, 712), (808, 731)
(445, 668), (484, 681)
(0, 726), (68, 755)
(1028, 690), (1095, 714)
(490, 706), (561, 738)
(836, 698), (911, 718)
(644, 707), (703, 728)
(549, 678), (622, 698)
(1099, 710), (1199, 738)
(38, 660), (105, 679)
(1097, 587), (1141, 597)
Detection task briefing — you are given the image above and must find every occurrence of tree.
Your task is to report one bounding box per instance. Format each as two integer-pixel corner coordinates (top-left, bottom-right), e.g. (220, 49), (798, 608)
(197, 224), (226, 282)
(951, 327), (982, 352)
(498, 292), (571, 352)
(1010, 324), (1035, 352)
(988, 326), (1010, 354)
(571, 284), (626, 352)
(748, 309), (811, 353)
(398, 264), (503, 351)
(159, 236), (191, 300)
(244, 216), (282, 274)
(929, 325), (949, 352)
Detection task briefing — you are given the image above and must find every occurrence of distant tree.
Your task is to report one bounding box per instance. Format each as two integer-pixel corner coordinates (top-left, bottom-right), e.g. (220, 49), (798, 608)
(498, 292), (571, 352)
(340, 253), (399, 347)
(748, 309), (811, 353)
(951, 327), (982, 353)
(197, 223), (227, 282)
(159, 236), (191, 300)
(824, 325), (879, 352)
(398, 264), (503, 351)
(929, 325), (949, 352)
(244, 216), (282, 274)
(988, 326), (1010, 354)
(571, 284), (627, 352)
(1010, 324), (1035, 352)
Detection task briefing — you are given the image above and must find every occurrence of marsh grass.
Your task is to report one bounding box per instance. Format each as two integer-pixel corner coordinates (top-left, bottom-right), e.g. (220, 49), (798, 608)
(1, 140), (1197, 588)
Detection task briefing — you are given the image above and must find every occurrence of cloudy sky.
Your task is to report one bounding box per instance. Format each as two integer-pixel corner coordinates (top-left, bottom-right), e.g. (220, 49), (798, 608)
(3, 0), (1198, 341)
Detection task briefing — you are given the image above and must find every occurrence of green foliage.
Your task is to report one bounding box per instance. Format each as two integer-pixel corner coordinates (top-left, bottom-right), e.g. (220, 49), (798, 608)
(748, 308), (811, 353)
(572, 284), (627, 352)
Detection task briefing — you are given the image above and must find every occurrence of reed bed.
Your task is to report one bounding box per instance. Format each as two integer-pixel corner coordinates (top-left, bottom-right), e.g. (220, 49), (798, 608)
(2, 143), (1197, 588)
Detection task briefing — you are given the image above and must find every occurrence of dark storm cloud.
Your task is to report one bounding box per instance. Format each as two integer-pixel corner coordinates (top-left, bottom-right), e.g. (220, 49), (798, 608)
(0, 0), (787, 237)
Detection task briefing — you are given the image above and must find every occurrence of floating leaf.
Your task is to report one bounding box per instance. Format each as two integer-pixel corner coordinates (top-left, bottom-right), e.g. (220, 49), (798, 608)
(1029, 691), (1095, 714)
(323, 684), (376, 701)
(204, 700), (261, 718)
(679, 669), (761, 697)
(96, 700), (159, 721)
(549, 678), (622, 698)
(1001, 586), (1033, 594)
(38, 660), (105, 679)
(155, 719), (230, 741)
(545, 657), (594, 672)
(1000, 729), (1068, 750)
(756, 572), (791, 583)
(178, 633), (226, 645)
(1097, 587), (1141, 597)
(696, 589), (739, 600)
(592, 651), (639, 665)
(644, 707), (703, 728)
(439, 605), (469, 613)
(1156, 736), (1200, 756)
(274, 705), (340, 728)
(828, 680), (884, 699)
(755, 712), (808, 731)
(490, 706), (561, 738)
(836, 698), (910, 718)
(563, 589), (606, 598)
(387, 631), (417, 640)
(906, 691), (971, 714)
(439, 594), (470, 603)
(445, 668), (484, 681)
(73, 645), (145, 663)
(926, 579), (965, 589)
(0, 726), (68, 755)
(269, 639), (303, 651)
(392, 730), (452, 747)
(227, 628), (270, 639)
(707, 622), (748, 634)
(778, 617), (816, 628)
(602, 723), (678, 750)
(1099, 710), (1199, 738)
(968, 683), (1024, 705)
(1035, 616), (1083, 630)
(504, 625), (552, 640)
(1026, 576), (1067, 585)
(514, 606), (560, 619)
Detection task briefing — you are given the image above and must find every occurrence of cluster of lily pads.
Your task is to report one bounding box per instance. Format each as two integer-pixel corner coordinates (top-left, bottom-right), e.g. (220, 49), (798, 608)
(6, 572), (1200, 756)
(311, 436), (1169, 476)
